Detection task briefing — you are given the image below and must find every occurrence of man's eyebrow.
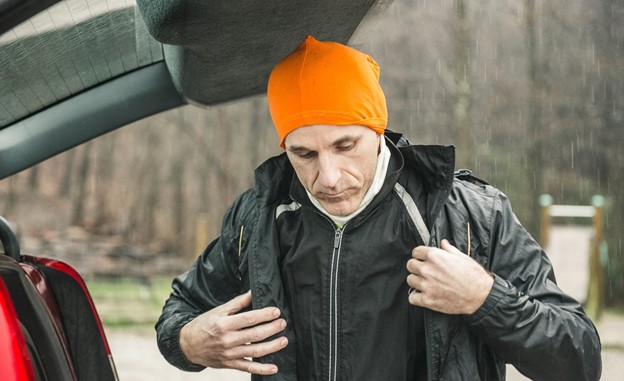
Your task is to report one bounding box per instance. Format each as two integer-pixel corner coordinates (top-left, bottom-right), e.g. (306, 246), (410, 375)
(287, 134), (362, 152)
(332, 135), (360, 146)
(287, 145), (311, 153)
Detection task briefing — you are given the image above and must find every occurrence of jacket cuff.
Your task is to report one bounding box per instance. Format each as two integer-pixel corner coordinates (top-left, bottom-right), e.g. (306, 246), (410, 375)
(161, 316), (206, 372)
(464, 274), (509, 325)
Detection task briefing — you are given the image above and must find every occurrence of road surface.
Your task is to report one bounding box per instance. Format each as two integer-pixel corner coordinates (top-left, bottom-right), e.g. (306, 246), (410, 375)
(108, 312), (621, 380)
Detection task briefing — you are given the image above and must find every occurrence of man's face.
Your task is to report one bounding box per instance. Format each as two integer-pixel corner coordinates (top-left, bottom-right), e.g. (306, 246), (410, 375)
(284, 124), (380, 216)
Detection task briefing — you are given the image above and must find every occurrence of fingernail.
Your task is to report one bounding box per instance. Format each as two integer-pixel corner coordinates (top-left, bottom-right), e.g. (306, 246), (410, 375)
(281, 338), (288, 346)
(273, 308), (281, 317)
(280, 319), (287, 329)
(271, 366), (278, 374)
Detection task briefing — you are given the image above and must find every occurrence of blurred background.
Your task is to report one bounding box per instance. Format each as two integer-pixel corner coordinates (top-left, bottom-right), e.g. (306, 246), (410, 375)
(1, 0), (623, 379)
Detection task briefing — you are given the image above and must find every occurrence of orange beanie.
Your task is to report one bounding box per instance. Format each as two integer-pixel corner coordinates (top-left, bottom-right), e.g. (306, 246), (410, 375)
(268, 35), (388, 147)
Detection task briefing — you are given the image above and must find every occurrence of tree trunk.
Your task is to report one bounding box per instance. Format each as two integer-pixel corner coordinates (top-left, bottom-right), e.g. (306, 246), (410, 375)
(453, 0), (472, 168)
(248, 97), (265, 168)
(594, 0), (624, 305)
(59, 149), (76, 198)
(171, 110), (188, 242)
(525, 0), (544, 236)
(28, 166), (39, 192)
(4, 175), (18, 216)
(217, 108), (232, 204)
(71, 143), (92, 226)
(93, 134), (117, 231)
(142, 129), (161, 243)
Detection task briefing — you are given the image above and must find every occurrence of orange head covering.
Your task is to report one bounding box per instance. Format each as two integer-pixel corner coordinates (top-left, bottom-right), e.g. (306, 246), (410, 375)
(267, 35), (388, 148)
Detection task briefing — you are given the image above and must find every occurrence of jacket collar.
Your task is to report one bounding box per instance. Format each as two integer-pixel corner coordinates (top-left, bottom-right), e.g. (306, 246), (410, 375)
(286, 135), (405, 220)
(385, 130), (455, 191)
(253, 151), (294, 206)
(253, 130), (456, 216)
(386, 130), (456, 229)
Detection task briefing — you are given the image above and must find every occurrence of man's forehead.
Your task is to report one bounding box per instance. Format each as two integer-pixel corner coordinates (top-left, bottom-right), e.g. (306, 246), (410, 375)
(285, 124), (371, 150)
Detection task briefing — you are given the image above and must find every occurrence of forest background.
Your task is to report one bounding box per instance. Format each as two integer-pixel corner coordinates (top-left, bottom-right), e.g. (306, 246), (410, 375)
(2, 0), (624, 308)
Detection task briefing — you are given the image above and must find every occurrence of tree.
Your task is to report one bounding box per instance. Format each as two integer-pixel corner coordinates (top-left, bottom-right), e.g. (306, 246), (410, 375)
(28, 166), (39, 192)
(592, 0), (624, 305)
(59, 149), (76, 198)
(93, 134), (117, 231)
(453, 0), (473, 168)
(71, 143), (92, 226)
(525, 0), (544, 235)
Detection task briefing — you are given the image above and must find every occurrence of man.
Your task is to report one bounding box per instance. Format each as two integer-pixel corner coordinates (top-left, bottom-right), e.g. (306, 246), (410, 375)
(156, 35), (601, 380)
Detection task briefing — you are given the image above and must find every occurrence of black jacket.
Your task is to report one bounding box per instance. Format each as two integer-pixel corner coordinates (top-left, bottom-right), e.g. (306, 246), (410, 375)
(156, 131), (601, 380)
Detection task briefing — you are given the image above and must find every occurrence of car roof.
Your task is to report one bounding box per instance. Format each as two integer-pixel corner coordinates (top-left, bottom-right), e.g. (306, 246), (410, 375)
(0, 0), (392, 179)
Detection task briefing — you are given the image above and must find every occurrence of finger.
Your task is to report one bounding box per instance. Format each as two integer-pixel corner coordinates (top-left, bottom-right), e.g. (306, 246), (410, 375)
(226, 358), (279, 375)
(217, 291), (253, 315)
(407, 287), (425, 306)
(227, 307), (282, 331)
(406, 273), (422, 290)
(225, 336), (289, 361)
(440, 239), (464, 255)
(229, 317), (287, 346)
(411, 246), (430, 260)
(406, 258), (421, 275)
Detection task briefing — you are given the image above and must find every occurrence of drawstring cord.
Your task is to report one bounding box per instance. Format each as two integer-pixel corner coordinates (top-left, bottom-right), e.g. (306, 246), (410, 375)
(238, 225), (244, 258)
(467, 222), (471, 257)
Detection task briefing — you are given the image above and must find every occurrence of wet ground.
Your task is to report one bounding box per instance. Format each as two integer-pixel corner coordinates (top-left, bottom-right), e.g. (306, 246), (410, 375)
(108, 312), (623, 380)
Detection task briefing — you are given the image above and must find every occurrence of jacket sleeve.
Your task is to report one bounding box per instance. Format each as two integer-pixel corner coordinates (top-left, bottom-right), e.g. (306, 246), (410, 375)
(465, 192), (602, 381)
(155, 190), (256, 371)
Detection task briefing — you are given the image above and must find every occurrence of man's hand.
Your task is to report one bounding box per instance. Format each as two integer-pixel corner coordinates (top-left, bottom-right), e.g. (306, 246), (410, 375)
(179, 291), (288, 375)
(406, 239), (494, 315)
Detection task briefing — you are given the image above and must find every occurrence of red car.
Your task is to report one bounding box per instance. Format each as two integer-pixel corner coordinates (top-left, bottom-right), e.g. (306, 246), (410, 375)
(1, 216), (118, 380)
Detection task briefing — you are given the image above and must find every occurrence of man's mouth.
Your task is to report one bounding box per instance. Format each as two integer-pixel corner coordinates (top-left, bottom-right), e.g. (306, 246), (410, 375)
(318, 191), (347, 200)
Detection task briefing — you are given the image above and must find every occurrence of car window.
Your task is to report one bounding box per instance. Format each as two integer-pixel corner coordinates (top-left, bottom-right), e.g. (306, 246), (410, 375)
(0, 0), (162, 128)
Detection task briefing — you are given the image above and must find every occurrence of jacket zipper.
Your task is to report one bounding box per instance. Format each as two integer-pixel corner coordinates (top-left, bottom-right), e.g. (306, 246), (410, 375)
(424, 309), (434, 381)
(328, 227), (344, 381)
(424, 227), (437, 381)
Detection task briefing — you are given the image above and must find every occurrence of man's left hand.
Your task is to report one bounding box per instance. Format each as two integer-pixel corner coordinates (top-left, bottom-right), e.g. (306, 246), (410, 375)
(406, 239), (494, 315)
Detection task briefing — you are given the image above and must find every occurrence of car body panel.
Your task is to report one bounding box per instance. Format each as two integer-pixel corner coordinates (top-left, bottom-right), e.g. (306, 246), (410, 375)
(0, 277), (36, 381)
(1, 217), (118, 380)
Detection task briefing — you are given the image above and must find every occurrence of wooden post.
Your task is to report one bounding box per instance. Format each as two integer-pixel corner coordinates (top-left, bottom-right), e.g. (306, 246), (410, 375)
(586, 195), (605, 321)
(538, 194), (553, 247)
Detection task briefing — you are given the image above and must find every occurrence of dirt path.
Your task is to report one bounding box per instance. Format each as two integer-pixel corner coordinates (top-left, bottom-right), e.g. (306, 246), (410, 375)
(106, 327), (248, 381)
(107, 312), (623, 380)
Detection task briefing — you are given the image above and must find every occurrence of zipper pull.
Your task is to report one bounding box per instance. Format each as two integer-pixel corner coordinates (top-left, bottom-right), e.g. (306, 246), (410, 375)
(334, 230), (342, 249)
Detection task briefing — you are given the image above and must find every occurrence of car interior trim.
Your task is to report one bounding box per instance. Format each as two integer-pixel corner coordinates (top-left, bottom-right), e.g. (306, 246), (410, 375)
(0, 61), (185, 180)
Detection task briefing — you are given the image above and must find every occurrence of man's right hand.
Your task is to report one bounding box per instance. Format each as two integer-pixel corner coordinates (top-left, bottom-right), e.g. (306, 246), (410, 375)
(179, 290), (288, 375)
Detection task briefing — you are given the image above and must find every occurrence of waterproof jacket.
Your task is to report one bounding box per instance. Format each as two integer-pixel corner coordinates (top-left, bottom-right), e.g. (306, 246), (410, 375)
(156, 131), (601, 381)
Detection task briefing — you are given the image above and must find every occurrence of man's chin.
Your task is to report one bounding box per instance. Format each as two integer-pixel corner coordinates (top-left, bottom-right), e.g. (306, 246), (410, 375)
(321, 202), (358, 217)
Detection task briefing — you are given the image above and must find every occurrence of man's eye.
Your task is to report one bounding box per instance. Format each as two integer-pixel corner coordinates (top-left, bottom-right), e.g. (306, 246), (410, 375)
(297, 151), (316, 159)
(337, 144), (355, 152)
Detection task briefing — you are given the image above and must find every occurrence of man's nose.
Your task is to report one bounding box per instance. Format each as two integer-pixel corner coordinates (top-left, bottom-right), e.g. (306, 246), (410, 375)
(317, 154), (341, 189)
